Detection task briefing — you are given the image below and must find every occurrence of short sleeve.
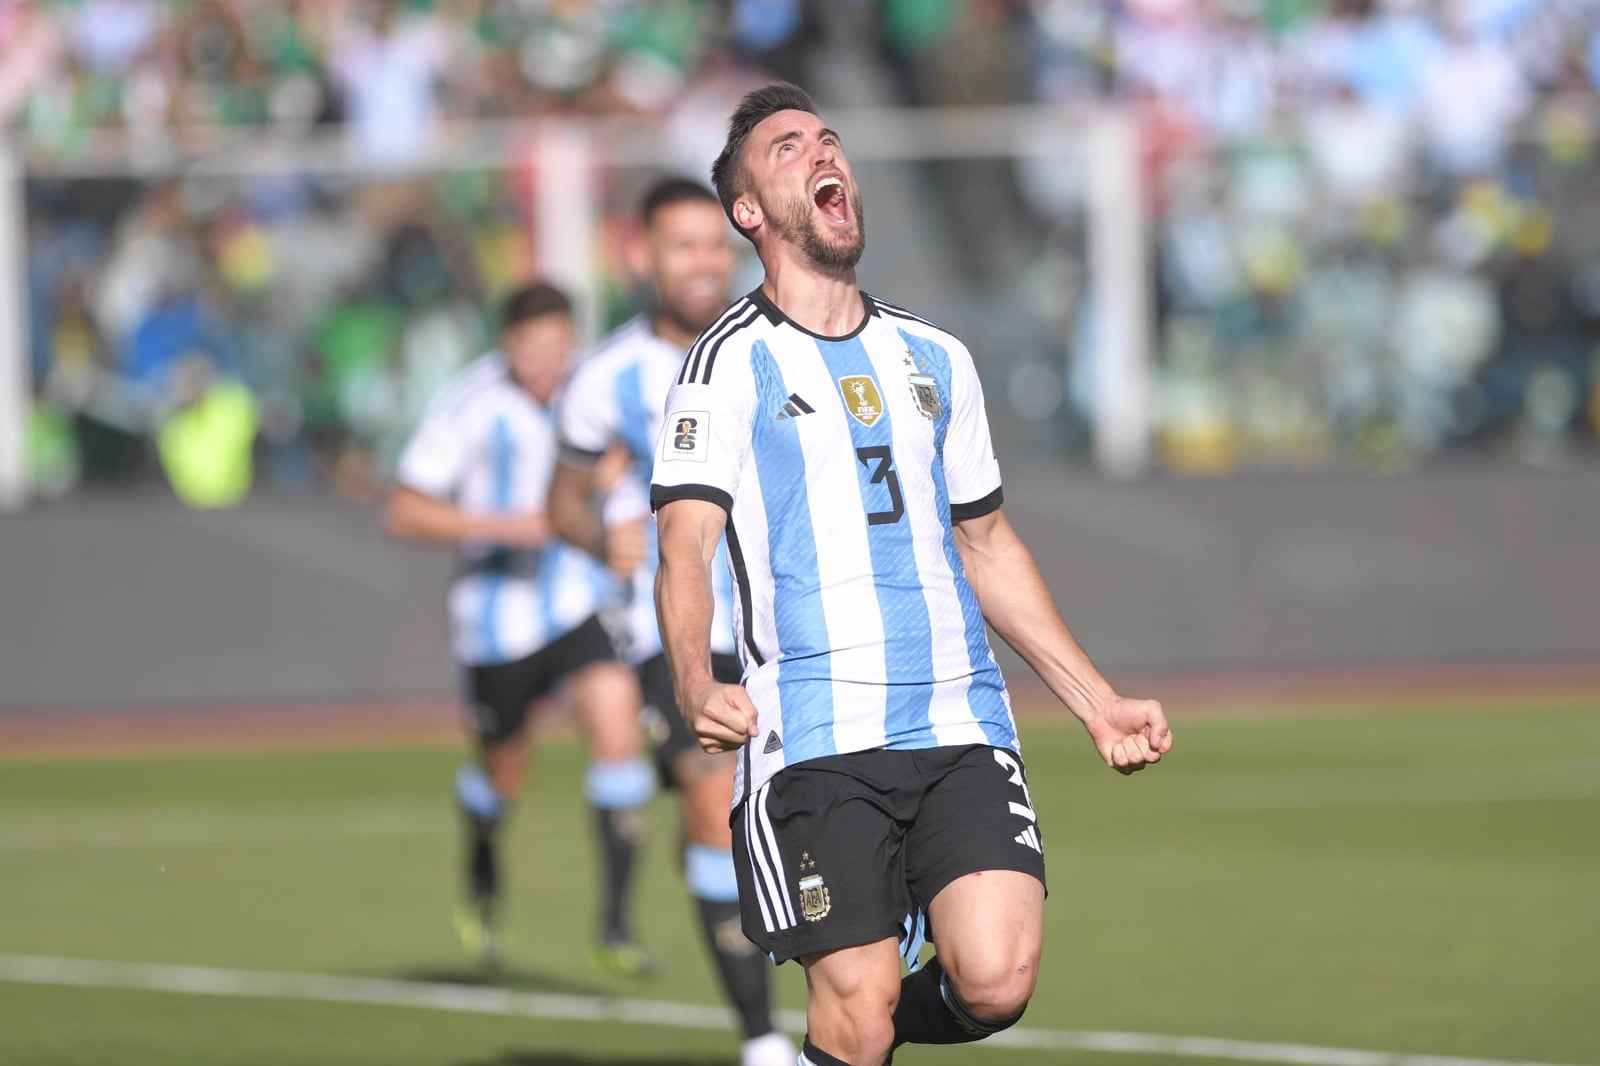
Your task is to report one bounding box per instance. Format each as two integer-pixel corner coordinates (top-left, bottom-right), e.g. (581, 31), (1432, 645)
(942, 340), (1003, 519)
(556, 355), (618, 467)
(395, 401), (470, 500)
(650, 358), (754, 517)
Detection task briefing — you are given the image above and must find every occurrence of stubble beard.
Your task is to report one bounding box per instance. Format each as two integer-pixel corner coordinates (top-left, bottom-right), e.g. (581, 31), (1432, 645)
(762, 185), (866, 272)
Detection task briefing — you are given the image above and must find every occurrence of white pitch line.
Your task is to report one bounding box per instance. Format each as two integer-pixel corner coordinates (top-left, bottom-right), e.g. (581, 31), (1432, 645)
(0, 954), (1587, 1066)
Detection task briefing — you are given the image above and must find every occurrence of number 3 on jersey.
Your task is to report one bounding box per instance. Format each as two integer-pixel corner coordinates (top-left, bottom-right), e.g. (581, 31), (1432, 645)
(855, 445), (904, 526)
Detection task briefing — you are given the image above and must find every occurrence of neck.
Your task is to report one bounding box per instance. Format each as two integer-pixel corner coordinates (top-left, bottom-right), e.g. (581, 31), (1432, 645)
(650, 311), (699, 351)
(759, 245), (863, 338)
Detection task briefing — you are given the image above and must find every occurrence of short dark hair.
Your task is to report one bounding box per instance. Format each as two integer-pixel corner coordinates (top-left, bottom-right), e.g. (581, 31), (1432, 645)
(710, 82), (819, 236)
(500, 281), (572, 331)
(641, 177), (719, 227)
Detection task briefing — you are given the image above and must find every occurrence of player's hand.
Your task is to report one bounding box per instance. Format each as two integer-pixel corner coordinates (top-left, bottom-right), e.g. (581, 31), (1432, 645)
(604, 519), (647, 577)
(683, 680), (760, 754)
(479, 510), (549, 548)
(1082, 695), (1172, 775)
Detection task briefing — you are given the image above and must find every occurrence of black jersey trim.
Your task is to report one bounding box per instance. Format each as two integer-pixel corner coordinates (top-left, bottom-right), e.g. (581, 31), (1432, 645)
(698, 310), (754, 385)
(748, 287), (877, 342)
(724, 521), (767, 668)
(680, 302), (757, 385)
(874, 297), (947, 335)
(950, 486), (1004, 521)
(650, 483), (734, 515)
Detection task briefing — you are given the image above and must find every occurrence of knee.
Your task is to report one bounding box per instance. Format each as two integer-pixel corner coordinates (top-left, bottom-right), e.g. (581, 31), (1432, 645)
(809, 972), (899, 1063)
(944, 954), (1037, 1026)
(831, 1004), (897, 1066)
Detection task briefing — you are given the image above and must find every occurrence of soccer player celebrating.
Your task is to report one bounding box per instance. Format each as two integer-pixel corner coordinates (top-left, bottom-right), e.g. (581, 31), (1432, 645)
(650, 85), (1173, 1066)
(549, 180), (795, 1066)
(385, 282), (656, 975)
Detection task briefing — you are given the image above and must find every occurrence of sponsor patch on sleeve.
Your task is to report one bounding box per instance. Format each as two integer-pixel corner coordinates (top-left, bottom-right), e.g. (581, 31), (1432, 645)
(661, 410), (710, 462)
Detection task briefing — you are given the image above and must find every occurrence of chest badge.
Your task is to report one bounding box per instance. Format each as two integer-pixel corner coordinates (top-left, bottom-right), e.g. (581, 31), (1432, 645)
(837, 375), (884, 427)
(904, 348), (942, 420)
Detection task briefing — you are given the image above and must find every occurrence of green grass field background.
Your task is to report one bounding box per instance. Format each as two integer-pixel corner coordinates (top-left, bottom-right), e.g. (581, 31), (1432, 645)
(3, 704), (1597, 1065)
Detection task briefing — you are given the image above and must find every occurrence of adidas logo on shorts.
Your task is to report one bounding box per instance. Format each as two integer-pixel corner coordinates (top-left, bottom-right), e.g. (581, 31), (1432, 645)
(1014, 826), (1042, 854)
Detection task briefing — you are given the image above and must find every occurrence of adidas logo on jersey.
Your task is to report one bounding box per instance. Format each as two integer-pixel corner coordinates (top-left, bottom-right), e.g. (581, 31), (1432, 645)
(1014, 826), (1042, 854)
(773, 394), (815, 420)
(762, 730), (783, 754)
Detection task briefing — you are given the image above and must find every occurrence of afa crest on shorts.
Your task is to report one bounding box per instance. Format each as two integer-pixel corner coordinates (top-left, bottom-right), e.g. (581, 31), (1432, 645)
(797, 851), (831, 922)
(837, 375), (884, 426)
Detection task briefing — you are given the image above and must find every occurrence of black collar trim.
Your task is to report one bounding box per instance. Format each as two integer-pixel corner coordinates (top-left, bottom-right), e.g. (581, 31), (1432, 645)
(747, 287), (878, 342)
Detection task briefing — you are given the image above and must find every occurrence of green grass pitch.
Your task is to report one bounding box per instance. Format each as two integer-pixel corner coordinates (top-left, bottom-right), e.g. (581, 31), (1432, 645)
(1, 703), (1597, 1065)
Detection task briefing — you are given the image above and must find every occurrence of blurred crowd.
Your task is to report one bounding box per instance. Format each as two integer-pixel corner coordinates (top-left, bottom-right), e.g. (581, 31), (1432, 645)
(8, 0), (1600, 502)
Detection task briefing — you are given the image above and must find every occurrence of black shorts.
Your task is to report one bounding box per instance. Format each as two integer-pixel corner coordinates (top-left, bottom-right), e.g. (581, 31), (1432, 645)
(730, 744), (1047, 964)
(638, 652), (741, 783)
(461, 614), (621, 746)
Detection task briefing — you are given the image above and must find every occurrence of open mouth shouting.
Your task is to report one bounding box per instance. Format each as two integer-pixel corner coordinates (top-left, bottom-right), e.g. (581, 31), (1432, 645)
(813, 173), (852, 227)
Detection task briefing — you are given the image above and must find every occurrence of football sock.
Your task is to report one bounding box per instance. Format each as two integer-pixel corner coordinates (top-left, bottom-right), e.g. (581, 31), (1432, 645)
(891, 955), (1025, 1047)
(585, 758), (655, 943)
(687, 843), (774, 1039)
(454, 764), (506, 905)
(799, 1036), (852, 1066)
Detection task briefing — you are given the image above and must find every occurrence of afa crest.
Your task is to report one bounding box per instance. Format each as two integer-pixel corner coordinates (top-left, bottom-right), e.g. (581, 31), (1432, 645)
(903, 348), (942, 420)
(837, 375), (884, 427)
(798, 873), (831, 922)
(907, 372), (942, 419)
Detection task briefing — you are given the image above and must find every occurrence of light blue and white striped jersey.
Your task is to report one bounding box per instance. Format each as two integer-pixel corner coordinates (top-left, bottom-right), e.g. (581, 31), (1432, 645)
(397, 351), (615, 666)
(650, 290), (1018, 802)
(558, 315), (738, 665)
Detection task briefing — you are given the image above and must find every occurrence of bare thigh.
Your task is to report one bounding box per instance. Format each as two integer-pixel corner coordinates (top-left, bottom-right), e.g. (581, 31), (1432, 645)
(671, 748), (737, 848)
(569, 661), (644, 763)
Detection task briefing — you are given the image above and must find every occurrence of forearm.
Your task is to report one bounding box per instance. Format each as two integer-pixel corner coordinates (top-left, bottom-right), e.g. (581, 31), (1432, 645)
(547, 461), (607, 560)
(960, 522), (1116, 722)
(384, 489), (528, 548)
(654, 538), (719, 707)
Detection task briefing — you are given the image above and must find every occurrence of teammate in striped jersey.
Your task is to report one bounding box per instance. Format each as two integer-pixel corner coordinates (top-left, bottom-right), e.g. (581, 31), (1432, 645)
(650, 85), (1174, 1066)
(385, 283), (657, 975)
(548, 179), (793, 1066)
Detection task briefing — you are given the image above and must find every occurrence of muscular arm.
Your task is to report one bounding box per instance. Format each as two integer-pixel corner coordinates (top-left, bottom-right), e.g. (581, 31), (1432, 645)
(655, 498), (757, 751)
(382, 485), (546, 548)
(547, 458), (608, 559)
(954, 506), (1171, 771)
(547, 446), (646, 575)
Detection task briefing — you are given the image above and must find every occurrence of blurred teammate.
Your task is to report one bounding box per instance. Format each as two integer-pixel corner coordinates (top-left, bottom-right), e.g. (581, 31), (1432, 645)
(385, 282), (656, 975)
(651, 84), (1174, 1066)
(548, 180), (795, 1066)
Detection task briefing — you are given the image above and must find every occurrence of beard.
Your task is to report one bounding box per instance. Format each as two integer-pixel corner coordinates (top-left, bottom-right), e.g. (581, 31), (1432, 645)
(761, 184), (866, 271)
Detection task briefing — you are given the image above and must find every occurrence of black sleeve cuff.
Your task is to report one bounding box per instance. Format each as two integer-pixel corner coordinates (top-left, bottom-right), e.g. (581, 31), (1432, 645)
(558, 443), (606, 468)
(950, 486), (1003, 521)
(651, 483), (734, 515)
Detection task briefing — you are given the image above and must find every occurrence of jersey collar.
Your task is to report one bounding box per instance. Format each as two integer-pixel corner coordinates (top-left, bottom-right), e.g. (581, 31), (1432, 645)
(748, 286), (878, 342)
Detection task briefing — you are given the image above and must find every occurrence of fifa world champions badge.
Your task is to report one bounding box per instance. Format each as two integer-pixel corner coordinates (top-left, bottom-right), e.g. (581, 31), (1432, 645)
(838, 375), (884, 426)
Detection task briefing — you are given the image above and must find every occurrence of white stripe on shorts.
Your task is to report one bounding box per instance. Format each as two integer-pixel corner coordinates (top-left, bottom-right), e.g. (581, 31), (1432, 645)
(744, 784), (795, 932)
(742, 796), (778, 933)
